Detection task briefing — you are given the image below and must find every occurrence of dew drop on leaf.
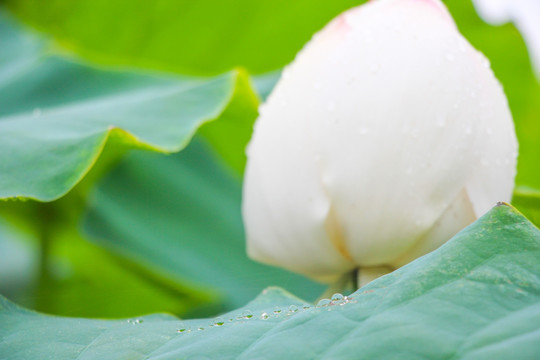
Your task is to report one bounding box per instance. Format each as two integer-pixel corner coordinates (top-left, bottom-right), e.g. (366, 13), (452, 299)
(317, 299), (331, 307)
(242, 310), (253, 319)
(288, 305), (299, 314)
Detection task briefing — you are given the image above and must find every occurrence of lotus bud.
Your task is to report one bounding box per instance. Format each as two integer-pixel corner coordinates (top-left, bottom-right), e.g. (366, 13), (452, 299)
(242, 0), (518, 285)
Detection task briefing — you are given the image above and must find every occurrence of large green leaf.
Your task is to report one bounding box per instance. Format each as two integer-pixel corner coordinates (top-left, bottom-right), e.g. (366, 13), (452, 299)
(2, 204), (540, 358)
(0, 9), (256, 201)
(82, 138), (325, 314)
(0, 207), (211, 319)
(6, 0), (360, 75)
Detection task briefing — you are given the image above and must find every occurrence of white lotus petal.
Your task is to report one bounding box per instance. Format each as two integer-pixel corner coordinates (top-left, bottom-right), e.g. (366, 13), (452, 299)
(243, 0), (517, 282)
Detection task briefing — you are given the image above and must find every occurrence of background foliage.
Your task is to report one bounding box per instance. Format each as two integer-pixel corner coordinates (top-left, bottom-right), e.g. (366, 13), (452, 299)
(0, 0), (539, 357)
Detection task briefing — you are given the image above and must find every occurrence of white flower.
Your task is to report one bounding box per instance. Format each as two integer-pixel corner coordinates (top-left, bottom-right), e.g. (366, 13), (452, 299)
(473, 0), (540, 80)
(242, 0), (518, 284)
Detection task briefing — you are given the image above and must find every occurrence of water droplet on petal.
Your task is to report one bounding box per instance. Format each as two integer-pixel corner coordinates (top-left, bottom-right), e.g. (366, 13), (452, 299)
(214, 317), (225, 326)
(331, 293), (344, 302)
(302, 304), (312, 311)
(273, 306), (282, 315)
(261, 312), (269, 320)
(198, 327), (205, 331)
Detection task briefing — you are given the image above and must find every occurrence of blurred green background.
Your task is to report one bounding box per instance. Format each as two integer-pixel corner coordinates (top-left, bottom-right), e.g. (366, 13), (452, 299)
(0, 0), (538, 320)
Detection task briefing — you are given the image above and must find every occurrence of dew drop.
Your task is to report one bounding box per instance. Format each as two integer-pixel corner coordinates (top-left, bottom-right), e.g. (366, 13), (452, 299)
(261, 312), (269, 320)
(331, 293), (344, 302)
(198, 327), (205, 331)
(177, 322), (190, 333)
(288, 305), (299, 314)
(273, 306), (282, 315)
(317, 299), (331, 307)
(214, 317), (225, 326)
(302, 304), (312, 311)
(242, 310), (253, 319)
